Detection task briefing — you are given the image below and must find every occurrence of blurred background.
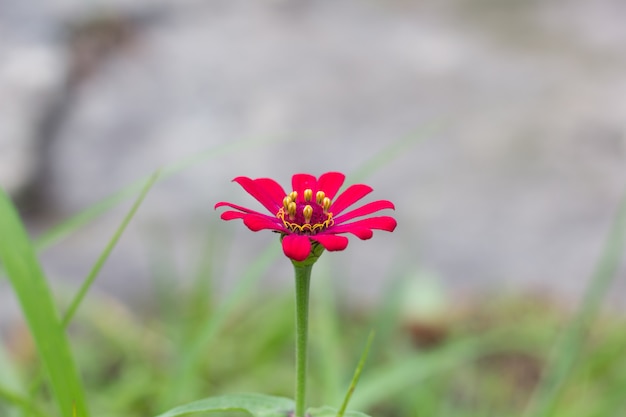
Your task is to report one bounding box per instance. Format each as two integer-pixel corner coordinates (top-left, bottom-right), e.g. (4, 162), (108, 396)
(2, 0), (626, 318)
(2, 1), (626, 416)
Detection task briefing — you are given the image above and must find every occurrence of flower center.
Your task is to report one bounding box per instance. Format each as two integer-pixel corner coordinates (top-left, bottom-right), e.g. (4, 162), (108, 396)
(276, 189), (334, 235)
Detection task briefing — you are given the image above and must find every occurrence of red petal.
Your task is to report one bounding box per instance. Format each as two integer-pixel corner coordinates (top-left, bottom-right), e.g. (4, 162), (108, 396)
(233, 176), (281, 213)
(254, 178), (287, 206)
(291, 174), (318, 200)
(215, 201), (269, 217)
(334, 200), (395, 224)
(330, 216), (397, 234)
(243, 214), (285, 232)
(337, 227), (373, 240)
(311, 234), (349, 251)
(282, 234), (312, 262)
(220, 210), (247, 220)
(329, 184), (373, 215)
(317, 172), (345, 200)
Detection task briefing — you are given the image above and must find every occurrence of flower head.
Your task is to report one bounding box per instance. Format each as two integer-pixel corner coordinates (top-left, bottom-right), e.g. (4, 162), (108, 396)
(215, 172), (396, 263)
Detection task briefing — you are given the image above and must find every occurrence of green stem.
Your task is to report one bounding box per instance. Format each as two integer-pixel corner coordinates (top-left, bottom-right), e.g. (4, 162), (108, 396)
(294, 264), (313, 417)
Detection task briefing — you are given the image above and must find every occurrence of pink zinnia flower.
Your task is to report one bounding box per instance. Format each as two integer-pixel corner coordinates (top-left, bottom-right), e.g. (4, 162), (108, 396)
(215, 172), (396, 262)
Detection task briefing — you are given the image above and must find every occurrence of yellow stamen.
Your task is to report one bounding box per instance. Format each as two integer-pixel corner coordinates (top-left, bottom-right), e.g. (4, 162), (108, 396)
(289, 191), (298, 201)
(316, 191), (325, 205)
(276, 209), (335, 235)
(288, 202), (297, 220)
(303, 205), (313, 224)
(283, 196), (291, 210)
(322, 197), (331, 212)
(304, 189), (313, 202)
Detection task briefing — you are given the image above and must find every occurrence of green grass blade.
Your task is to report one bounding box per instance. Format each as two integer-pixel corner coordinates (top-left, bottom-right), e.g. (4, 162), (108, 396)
(0, 386), (50, 417)
(0, 189), (90, 417)
(24, 171), (159, 401)
(33, 137), (282, 252)
(0, 343), (27, 416)
(32, 180), (144, 253)
(370, 262), (413, 360)
(349, 333), (522, 411)
(62, 170), (159, 326)
(524, 190), (626, 417)
(346, 124), (438, 185)
(155, 393), (294, 417)
(162, 244), (281, 407)
(336, 330), (375, 417)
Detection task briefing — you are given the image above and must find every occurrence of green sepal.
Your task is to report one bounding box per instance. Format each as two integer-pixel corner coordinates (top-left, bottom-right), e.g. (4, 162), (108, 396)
(155, 393), (295, 417)
(289, 240), (325, 267)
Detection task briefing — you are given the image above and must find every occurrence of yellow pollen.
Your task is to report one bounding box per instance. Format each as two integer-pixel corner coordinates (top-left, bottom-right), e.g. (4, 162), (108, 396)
(304, 189), (313, 202)
(283, 196), (292, 210)
(316, 191), (325, 205)
(322, 197), (331, 212)
(276, 205), (334, 235)
(288, 202), (297, 219)
(303, 205), (313, 224)
(289, 191), (298, 201)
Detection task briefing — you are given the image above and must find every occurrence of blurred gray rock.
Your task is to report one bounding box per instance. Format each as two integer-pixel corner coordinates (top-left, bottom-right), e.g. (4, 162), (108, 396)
(1, 0), (626, 315)
(0, 44), (65, 198)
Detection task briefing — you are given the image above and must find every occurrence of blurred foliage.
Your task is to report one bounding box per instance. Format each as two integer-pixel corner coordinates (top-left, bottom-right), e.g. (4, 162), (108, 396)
(4, 272), (626, 417)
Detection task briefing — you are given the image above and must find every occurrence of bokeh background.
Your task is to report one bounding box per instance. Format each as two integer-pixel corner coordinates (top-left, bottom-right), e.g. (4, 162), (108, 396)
(2, 0), (626, 323)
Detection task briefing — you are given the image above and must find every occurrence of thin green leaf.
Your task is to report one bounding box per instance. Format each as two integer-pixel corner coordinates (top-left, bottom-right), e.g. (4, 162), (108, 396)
(336, 331), (375, 417)
(23, 171), (159, 402)
(0, 342), (26, 416)
(0, 386), (50, 417)
(350, 333), (524, 411)
(162, 245), (281, 407)
(0, 189), (89, 417)
(155, 393), (294, 417)
(62, 170), (159, 326)
(524, 190), (626, 417)
(33, 137), (283, 252)
(346, 123), (438, 186)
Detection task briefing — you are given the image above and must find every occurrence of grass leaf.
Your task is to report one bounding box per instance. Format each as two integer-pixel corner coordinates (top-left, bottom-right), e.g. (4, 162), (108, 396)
(349, 333), (525, 411)
(155, 393), (294, 417)
(0, 385), (50, 417)
(345, 124), (437, 186)
(33, 137), (283, 252)
(336, 330), (375, 417)
(523, 190), (626, 417)
(0, 188), (90, 417)
(62, 170), (159, 326)
(162, 245), (281, 407)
